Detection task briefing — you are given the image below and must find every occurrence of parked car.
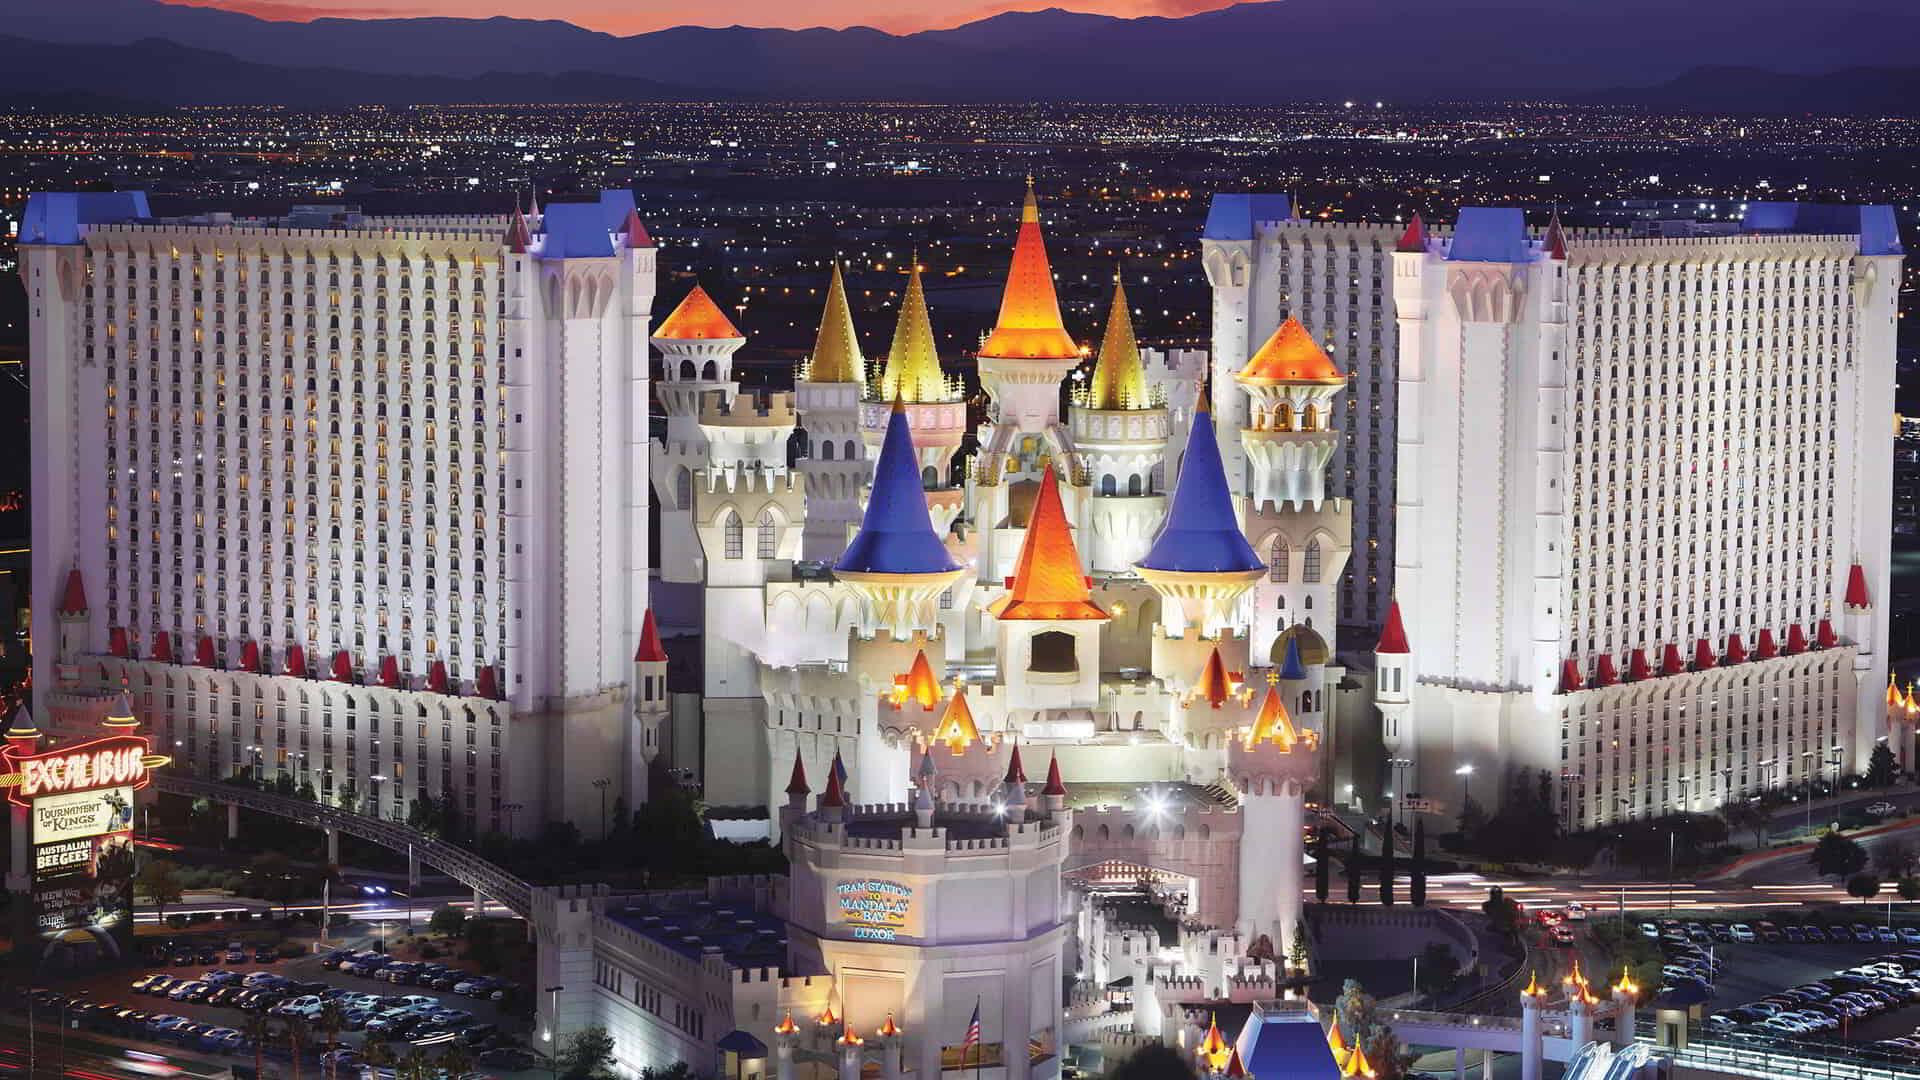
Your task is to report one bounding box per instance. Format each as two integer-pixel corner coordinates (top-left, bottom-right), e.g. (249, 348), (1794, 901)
(1731, 924), (1756, 942)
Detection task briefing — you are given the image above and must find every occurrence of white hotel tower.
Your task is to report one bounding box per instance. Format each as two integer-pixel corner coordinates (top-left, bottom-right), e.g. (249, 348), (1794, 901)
(1384, 203), (1903, 827)
(19, 190), (660, 833)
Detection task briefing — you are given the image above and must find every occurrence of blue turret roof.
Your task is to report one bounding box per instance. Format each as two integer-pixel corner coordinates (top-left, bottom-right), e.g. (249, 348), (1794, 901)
(1138, 404), (1263, 574)
(834, 404), (961, 576)
(1277, 635), (1307, 680)
(19, 191), (150, 245)
(1447, 207), (1531, 263)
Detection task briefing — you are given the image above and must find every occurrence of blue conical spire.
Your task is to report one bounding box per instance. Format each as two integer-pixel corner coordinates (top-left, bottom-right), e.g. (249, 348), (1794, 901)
(1138, 399), (1262, 573)
(835, 403), (961, 575)
(1277, 634), (1307, 680)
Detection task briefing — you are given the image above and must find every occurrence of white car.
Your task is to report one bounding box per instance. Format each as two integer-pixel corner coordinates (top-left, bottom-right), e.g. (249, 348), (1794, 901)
(1565, 902), (1588, 922)
(1730, 924), (1756, 942)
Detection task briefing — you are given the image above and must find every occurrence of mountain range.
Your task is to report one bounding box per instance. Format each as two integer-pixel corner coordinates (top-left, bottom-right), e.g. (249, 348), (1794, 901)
(5, 0), (1919, 108)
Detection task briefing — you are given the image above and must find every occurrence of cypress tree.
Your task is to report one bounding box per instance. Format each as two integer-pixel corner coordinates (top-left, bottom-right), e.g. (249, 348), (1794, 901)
(1380, 827), (1397, 906)
(1347, 828), (1363, 903)
(1314, 827), (1331, 903)
(1410, 818), (1428, 907)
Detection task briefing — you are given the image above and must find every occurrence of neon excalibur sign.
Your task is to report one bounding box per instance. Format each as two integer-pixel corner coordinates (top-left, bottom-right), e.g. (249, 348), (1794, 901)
(0, 734), (172, 807)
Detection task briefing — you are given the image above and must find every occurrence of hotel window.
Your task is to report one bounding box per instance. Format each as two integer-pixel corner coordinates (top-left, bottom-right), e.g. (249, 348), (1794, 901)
(723, 513), (743, 559)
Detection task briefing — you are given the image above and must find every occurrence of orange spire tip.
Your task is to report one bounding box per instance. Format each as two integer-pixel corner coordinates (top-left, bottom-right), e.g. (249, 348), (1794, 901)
(774, 1013), (800, 1036)
(933, 689), (983, 754)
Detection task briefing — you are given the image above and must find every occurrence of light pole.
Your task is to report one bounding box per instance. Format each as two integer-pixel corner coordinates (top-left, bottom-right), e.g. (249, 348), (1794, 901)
(504, 802), (525, 837)
(545, 983), (567, 1079)
(1802, 750), (1821, 836)
(593, 778), (611, 842)
(370, 774), (387, 821)
(1388, 758), (1413, 839)
(1455, 763), (1474, 813)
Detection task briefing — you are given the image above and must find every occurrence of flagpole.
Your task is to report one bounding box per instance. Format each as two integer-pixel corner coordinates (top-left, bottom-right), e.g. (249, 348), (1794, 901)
(974, 995), (981, 1080)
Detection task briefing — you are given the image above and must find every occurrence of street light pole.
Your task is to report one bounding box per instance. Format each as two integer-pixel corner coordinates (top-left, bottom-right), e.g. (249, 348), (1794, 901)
(1455, 763), (1474, 815)
(593, 778), (611, 842)
(545, 984), (567, 1080)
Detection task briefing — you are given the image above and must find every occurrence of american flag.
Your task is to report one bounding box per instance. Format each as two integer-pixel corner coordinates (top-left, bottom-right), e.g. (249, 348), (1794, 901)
(962, 999), (981, 1050)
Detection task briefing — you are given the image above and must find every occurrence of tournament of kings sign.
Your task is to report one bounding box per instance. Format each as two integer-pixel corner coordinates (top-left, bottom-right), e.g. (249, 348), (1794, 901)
(835, 879), (914, 941)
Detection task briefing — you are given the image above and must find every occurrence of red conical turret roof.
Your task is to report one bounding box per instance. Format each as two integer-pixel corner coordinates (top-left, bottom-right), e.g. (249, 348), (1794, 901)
(1785, 624), (1808, 654)
(1817, 619), (1837, 648)
(1376, 599), (1409, 655)
(1559, 658), (1584, 693)
(1043, 753), (1066, 797)
(1756, 628), (1779, 659)
(58, 567), (88, 614)
(1661, 643), (1685, 676)
(428, 660), (449, 694)
(1004, 742), (1027, 784)
(1847, 563), (1871, 608)
(786, 749), (810, 796)
(1543, 210), (1568, 260)
(635, 609), (668, 663)
(1627, 647), (1650, 681)
(1594, 654), (1618, 687)
(1693, 638), (1716, 670)
(1725, 633), (1746, 664)
(1396, 212), (1428, 254)
(819, 768), (845, 809)
(622, 208), (652, 249)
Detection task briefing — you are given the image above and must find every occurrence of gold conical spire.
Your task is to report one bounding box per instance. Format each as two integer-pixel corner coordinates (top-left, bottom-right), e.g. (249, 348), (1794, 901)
(1089, 271), (1148, 410)
(806, 262), (863, 384)
(878, 258), (949, 403)
(980, 179), (1079, 361)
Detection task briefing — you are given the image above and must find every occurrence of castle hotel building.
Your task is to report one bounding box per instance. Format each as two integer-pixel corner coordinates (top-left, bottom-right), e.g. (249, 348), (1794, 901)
(19, 191), (666, 833)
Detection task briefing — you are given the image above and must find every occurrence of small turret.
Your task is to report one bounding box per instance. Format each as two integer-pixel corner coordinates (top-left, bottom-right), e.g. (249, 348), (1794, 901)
(1042, 752), (1067, 815)
(834, 401), (965, 634)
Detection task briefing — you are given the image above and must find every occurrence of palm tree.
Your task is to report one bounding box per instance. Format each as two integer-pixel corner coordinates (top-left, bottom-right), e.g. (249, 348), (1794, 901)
(397, 1048), (433, 1080)
(315, 1003), (347, 1080)
(244, 1013), (273, 1080)
(286, 1017), (310, 1080)
(436, 1044), (475, 1080)
(361, 1039), (396, 1078)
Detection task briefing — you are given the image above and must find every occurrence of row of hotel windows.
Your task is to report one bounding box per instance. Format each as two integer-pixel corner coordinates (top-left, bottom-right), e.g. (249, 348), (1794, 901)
(594, 963), (704, 1041)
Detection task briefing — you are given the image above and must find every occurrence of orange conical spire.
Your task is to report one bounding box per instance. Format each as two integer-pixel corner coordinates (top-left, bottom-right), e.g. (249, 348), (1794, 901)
(1247, 685), (1300, 750)
(933, 689), (983, 754)
(657, 285), (742, 341)
(980, 178), (1079, 361)
(988, 465), (1106, 620)
(1327, 1015), (1349, 1059)
(1342, 1041), (1377, 1079)
(896, 649), (942, 709)
(1200, 1013), (1231, 1070)
(1194, 647), (1232, 708)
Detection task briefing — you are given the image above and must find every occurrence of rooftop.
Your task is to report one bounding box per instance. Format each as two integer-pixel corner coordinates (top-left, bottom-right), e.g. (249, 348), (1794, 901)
(603, 893), (790, 972)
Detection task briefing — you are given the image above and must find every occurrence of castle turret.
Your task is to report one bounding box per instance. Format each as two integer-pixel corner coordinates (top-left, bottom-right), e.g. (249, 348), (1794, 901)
(653, 285), (745, 586)
(989, 465), (1108, 715)
(1374, 599), (1412, 757)
(1137, 398), (1265, 638)
(1229, 684), (1319, 957)
(976, 179), (1082, 439)
(797, 263), (870, 562)
(836, 402), (965, 636)
(1072, 274), (1173, 573)
(629, 609), (669, 803)
(1236, 317), (1345, 512)
(54, 564), (89, 675)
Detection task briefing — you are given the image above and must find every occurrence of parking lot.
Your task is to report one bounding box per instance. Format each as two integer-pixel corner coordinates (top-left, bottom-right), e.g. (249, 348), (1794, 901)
(13, 938), (538, 1076)
(1632, 915), (1920, 1065)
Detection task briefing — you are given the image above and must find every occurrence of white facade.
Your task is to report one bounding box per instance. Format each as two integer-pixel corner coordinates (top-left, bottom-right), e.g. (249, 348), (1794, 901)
(22, 191), (657, 833)
(1387, 205), (1902, 826)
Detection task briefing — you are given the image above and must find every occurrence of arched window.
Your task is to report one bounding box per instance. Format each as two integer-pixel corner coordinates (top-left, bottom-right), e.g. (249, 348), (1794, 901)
(1270, 537), (1290, 583)
(1100, 475), (1117, 496)
(921, 466), (938, 488)
(1303, 404), (1319, 430)
(723, 512), (743, 559)
(678, 359), (695, 380)
(1276, 402), (1295, 432)
(1304, 595), (1314, 610)
(844, 439), (858, 460)
(757, 510), (777, 559)
(1128, 474), (1143, 496)
(1304, 539), (1322, 582)
(820, 440), (835, 461)
(1149, 462), (1165, 492)
(674, 467), (692, 509)
(701, 360), (718, 380)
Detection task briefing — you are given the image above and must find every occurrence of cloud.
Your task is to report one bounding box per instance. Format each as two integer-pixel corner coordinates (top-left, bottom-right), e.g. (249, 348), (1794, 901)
(159, 0), (436, 21)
